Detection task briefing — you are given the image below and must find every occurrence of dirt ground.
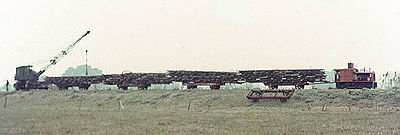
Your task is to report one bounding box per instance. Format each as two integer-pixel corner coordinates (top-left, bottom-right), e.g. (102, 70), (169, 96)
(0, 89), (399, 135)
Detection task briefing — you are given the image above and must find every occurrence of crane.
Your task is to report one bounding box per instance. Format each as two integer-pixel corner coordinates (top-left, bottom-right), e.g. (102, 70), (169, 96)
(14, 31), (90, 90)
(37, 31), (90, 76)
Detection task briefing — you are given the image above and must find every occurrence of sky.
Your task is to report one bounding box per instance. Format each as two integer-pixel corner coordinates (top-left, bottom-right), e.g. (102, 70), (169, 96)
(1, 0), (400, 83)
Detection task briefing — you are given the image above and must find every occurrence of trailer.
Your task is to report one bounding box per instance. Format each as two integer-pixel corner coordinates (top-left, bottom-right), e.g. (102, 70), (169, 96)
(246, 89), (295, 102)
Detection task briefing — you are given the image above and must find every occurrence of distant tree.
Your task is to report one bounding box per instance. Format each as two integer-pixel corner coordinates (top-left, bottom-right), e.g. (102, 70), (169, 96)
(39, 75), (47, 81)
(325, 70), (335, 82)
(62, 65), (103, 76)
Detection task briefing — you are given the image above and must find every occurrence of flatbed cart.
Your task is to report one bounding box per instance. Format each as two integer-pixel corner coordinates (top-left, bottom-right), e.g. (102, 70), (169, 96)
(246, 89), (295, 102)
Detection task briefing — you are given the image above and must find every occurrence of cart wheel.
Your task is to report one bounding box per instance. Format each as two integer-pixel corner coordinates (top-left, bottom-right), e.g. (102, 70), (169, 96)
(283, 92), (289, 96)
(280, 99), (288, 102)
(252, 99), (259, 102)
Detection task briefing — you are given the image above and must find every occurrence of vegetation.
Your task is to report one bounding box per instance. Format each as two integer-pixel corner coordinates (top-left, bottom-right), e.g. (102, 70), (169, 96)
(62, 65), (103, 76)
(141, 100), (157, 104)
(293, 89), (400, 102)
(41, 92), (49, 99)
(0, 89), (399, 134)
(116, 95), (123, 100)
(172, 93), (184, 97)
(105, 94), (115, 101)
(69, 93), (80, 99)
(127, 99), (142, 104)
(153, 92), (170, 100)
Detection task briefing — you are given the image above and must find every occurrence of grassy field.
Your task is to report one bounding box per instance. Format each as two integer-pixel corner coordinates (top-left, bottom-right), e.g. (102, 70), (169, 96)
(1, 89), (400, 134)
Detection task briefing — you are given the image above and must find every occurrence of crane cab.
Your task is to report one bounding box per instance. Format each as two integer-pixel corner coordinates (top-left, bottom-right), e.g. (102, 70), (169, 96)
(15, 65), (39, 81)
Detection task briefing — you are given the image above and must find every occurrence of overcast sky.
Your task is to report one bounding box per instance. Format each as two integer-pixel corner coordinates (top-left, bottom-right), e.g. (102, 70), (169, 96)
(1, 0), (400, 82)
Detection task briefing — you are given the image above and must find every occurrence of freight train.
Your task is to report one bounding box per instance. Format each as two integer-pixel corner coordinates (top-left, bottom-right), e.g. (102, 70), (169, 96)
(13, 31), (327, 90)
(15, 61), (375, 91)
(15, 69), (327, 91)
(12, 31), (375, 90)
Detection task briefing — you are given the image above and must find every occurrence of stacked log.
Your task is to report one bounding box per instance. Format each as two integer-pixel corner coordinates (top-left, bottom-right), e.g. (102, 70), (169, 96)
(114, 73), (172, 89)
(45, 75), (104, 89)
(167, 70), (242, 89)
(46, 73), (172, 90)
(239, 69), (326, 88)
(168, 70), (241, 84)
(44, 69), (326, 90)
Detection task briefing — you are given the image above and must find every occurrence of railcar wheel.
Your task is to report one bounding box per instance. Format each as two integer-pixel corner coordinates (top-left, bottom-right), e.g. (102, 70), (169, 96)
(270, 85), (278, 89)
(210, 85), (220, 90)
(283, 92), (290, 96)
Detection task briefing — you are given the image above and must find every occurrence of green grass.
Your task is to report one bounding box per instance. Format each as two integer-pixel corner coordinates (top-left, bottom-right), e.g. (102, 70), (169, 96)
(0, 89), (399, 134)
(141, 100), (157, 104)
(395, 94), (400, 101)
(41, 93), (49, 99)
(172, 93), (184, 97)
(127, 99), (142, 104)
(105, 93), (116, 101)
(293, 89), (400, 102)
(69, 93), (80, 99)
(153, 92), (170, 100)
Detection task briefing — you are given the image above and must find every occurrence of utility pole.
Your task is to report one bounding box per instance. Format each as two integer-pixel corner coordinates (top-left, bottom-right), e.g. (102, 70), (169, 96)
(85, 50), (88, 76)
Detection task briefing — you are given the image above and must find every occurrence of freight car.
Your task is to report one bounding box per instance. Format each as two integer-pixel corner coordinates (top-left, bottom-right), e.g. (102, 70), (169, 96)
(334, 63), (377, 89)
(239, 69), (326, 89)
(167, 70), (242, 90)
(28, 69), (327, 91)
(12, 30), (328, 91)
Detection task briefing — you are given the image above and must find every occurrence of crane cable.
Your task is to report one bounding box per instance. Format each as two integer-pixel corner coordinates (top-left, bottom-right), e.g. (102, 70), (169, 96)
(30, 58), (51, 66)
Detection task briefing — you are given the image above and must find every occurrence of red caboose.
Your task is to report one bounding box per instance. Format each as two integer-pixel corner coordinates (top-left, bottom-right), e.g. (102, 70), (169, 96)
(334, 63), (377, 89)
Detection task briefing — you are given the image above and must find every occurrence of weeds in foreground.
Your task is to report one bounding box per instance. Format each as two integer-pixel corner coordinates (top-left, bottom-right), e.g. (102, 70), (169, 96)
(141, 100), (157, 104)
(116, 95), (123, 100)
(127, 99), (142, 104)
(172, 93), (184, 97)
(69, 93), (80, 99)
(153, 93), (170, 100)
(105, 94), (115, 101)
(293, 89), (400, 102)
(394, 94), (400, 101)
(42, 93), (49, 99)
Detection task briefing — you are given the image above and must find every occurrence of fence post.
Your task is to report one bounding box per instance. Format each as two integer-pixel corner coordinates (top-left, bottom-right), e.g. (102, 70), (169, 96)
(119, 100), (125, 110)
(187, 100), (191, 110)
(3, 97), (7, 109)
(78, 96), (83, 110)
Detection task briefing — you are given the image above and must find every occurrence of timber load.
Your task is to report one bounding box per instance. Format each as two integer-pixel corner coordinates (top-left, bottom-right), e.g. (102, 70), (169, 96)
(45, 75), (104, 89)
(107, 73), (172, 90)
(167, 70), (242, 89)
(239, 69), (326, 89)
(43, 69), (326, 90)
(45, 73), (172, 90)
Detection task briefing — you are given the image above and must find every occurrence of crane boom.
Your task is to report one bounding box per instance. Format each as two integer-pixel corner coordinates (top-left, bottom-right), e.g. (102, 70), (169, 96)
(36, 31), (90, 77)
